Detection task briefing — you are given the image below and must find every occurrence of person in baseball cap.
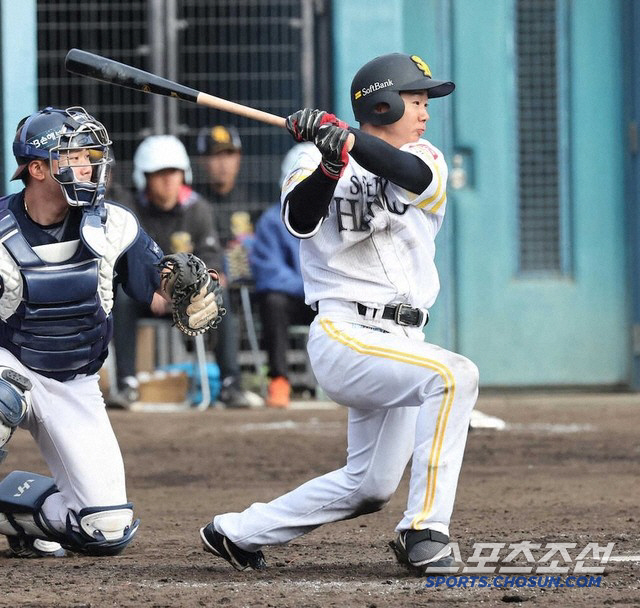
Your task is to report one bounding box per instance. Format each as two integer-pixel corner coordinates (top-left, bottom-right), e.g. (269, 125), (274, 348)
(197, 125), (242, 156)
(194, 125), (263, 409)
(197, 125), (243, 198)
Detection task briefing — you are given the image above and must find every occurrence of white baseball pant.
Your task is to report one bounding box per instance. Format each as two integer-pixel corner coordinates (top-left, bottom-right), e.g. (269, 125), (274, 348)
(0, 348), (128, 534)
(215, 300), (478, 551)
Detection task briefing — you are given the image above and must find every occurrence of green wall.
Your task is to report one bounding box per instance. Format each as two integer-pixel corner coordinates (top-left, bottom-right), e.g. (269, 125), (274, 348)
(452, 0), (627, 385)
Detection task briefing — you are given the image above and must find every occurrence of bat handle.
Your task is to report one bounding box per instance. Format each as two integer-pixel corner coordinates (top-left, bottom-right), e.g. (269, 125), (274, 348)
(196, 92), (286, 128)
(197, 91), (356, 151)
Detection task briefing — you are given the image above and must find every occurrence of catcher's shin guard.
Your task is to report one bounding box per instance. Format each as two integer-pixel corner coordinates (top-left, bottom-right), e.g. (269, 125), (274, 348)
(0, 470), (61, 550)
(0, 470), (139, 556)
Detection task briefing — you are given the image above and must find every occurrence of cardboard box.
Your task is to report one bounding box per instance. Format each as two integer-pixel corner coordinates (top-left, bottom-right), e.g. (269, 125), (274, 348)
(137, 370), (189, 403)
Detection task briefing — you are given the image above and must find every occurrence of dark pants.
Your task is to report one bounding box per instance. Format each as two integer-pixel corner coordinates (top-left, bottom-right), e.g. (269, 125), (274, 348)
(257, 291), (315, 379)
(112, 287), (240, 387)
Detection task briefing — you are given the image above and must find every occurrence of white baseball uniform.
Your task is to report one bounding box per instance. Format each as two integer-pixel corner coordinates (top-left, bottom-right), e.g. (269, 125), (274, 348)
(215, 139), (478, 551)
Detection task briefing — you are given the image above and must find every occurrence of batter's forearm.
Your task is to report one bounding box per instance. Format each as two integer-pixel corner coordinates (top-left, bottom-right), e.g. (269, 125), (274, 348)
(348, 128), (432, 193)
(285, 167), (338, 234)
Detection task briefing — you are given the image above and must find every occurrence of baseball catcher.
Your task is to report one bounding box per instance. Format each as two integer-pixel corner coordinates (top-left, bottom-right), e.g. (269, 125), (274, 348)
(0, 106), (225, 559)
(159, 252), (225, 336)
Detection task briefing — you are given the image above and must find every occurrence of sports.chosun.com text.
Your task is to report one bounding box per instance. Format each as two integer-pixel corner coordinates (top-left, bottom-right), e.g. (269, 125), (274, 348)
(425, 575), (602, 589)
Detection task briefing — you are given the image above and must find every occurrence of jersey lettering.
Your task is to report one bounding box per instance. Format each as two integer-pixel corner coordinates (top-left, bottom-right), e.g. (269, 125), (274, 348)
(335, 198), (369, 232)
(334, 177), (409, 233)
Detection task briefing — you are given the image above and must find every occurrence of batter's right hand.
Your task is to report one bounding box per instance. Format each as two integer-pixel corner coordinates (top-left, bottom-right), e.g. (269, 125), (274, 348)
(286, 108), (327, 142)
(315, 124), (351, 179)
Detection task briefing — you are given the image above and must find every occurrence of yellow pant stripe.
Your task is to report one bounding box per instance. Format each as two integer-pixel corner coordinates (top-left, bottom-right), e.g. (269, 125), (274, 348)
(319, 319), (456, 526)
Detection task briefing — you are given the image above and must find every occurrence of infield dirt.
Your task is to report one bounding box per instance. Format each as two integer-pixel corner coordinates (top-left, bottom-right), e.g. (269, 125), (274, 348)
(1, 392), (638, 607)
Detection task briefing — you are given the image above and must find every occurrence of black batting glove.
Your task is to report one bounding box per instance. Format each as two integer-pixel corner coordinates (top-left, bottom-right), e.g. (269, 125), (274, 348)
(315, 124), (350, 179)
(286, 108), (327, 142)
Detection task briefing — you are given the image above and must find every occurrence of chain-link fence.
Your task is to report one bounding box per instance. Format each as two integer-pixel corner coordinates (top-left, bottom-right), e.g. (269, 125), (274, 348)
(36, 0), (332, 241)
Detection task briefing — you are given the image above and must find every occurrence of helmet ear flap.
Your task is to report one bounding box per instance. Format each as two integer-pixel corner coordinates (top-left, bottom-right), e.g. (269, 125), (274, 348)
(357, 90), (406, 126)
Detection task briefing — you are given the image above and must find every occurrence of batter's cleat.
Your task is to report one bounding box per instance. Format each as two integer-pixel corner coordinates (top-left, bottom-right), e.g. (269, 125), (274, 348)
(390, 529), (465, 575)
(7, 535), (66, 558)
(200, 523), (266, 571)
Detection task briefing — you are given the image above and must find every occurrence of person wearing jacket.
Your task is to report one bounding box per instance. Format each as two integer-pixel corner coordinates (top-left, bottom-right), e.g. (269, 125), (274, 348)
(111, 135), (263, 408)
(249, 144), (316, 408)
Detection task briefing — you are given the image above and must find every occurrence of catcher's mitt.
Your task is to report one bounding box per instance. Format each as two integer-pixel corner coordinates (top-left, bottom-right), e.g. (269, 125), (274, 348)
(159, 253), (225, 336)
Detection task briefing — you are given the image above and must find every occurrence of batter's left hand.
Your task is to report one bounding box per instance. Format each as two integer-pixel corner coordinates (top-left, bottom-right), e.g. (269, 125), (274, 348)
(286, 108), (327, 142)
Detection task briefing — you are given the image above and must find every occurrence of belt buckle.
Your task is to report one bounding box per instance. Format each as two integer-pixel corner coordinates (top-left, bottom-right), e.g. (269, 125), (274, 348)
(394, 303), (413, 326)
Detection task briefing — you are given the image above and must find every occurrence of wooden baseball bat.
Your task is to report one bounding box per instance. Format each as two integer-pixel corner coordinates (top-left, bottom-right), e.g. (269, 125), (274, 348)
(65, 48), (355, 150)
(65, 48), (286, 128)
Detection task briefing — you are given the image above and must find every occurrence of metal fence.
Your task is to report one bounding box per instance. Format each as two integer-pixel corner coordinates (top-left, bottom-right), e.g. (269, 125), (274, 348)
(36, 0), (331, 241)
(516, 0), (571, 274)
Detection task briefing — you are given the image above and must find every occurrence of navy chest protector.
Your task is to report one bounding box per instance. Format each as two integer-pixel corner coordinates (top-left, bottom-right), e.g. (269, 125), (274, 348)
(0, 210), (111, 380)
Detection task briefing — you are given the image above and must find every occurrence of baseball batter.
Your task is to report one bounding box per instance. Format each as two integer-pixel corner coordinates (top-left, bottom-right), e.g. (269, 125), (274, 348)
(0, 107), (221, 557)
(200, 53), (478, 575)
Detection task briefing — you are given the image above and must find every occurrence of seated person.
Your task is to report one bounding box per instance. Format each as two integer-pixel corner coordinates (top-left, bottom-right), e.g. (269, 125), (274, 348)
(111, 134), (263, 408)
(249, 144), (316, 407)
(196, 124), (247, 245)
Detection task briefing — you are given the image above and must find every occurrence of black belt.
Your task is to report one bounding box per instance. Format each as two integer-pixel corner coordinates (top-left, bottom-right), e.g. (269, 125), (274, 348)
(356, 303), (428, 327)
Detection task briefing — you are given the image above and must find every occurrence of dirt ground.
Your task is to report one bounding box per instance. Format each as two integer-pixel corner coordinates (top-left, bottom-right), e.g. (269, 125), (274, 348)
(1, 391), (639, 607)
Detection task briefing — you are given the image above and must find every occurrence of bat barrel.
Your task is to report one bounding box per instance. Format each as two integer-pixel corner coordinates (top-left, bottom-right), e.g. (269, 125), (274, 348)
(65, 49), (200, 102)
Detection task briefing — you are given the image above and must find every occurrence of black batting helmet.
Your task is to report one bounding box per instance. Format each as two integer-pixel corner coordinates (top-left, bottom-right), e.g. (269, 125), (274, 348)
(350, 53), (454, 126)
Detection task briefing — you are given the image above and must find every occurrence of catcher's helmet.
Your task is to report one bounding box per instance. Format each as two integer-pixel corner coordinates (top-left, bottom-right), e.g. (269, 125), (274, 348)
(12, 106), (112, 207)
(350, 53), (454, 126)
(132, 135), (192, 191)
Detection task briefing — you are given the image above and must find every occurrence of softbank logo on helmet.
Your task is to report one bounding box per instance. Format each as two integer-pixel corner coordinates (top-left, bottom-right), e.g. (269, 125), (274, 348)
(354, 79), (393, 100)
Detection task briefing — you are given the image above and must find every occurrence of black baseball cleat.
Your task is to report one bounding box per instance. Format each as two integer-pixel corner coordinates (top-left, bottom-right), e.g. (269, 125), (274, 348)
(7, 535), (66, 558)
(390, 529), (465, 575)
(200, 522), (267, 571)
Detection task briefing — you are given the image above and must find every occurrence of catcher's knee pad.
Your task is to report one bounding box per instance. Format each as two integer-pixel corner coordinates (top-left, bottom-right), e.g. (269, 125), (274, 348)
(0, 368), (32, 463)
(65, 504), (139, 556)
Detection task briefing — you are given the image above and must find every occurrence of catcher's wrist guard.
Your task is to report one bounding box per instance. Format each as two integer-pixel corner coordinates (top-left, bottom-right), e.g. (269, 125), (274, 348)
(159, 253), (225, 336)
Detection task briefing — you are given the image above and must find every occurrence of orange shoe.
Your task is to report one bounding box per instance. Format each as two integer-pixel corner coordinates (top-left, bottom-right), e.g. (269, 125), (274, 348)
(266, 376), (291, 408)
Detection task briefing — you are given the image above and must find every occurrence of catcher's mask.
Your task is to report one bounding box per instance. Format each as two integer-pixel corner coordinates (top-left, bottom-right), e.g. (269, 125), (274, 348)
(350, 53), (455, 126)
(12, 106), (112, 207)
